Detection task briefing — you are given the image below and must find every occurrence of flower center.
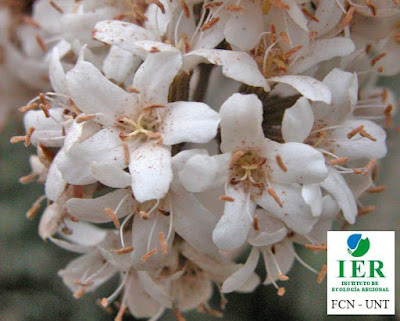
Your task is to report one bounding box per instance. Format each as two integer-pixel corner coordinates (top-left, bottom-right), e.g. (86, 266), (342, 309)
(229, 150), (267, 189)
(118, 109), (162, 141)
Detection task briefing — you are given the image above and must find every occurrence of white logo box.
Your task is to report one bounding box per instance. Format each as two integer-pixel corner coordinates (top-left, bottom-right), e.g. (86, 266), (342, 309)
(327, 231), (395, 315)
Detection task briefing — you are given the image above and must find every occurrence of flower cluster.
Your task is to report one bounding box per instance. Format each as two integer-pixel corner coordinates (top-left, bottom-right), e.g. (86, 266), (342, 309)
(3, 0), (398, 320)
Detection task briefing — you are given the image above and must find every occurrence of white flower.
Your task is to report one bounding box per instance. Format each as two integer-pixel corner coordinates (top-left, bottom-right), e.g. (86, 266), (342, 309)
(180, 93), (328, 251)
(282, 68), (387, 223)
(58, 51), (220, 202)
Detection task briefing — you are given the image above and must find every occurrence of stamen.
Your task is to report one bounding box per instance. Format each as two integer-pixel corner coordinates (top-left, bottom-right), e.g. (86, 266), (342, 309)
(26, 195), (46, 219)
(362, 159), (376, 175)
(384, 103), (393, 127)
(225, 5), (244, 11)
(219, 195), (235, 202)
(123, 142), (130, 166)
(229, 150), (245, 168)
(200, 17), (220, 31)
(366, 1), (377, 16)
(115, 304), (127, 321)
(113, 246), (134, 255)
(159, 232), (168, 255)
(40, 103), (50, 118)
(270, 0), (290, 10)
(73, 288), (85, 299)
(317, 264), (327, 284)
(371, 53), (387, 66)
(104, 208), (121, 229)
(150, 0), (165, 14)
(127, 86), (140, 93)
(74, 280), (94, 287)
(275, 154), (287, 172)
(19, 173), (37, 184)
(305, 243), (327, 251)
(347, 125), (364, 139)
(358, 205), (375, 216)
(10, 135), (27, 144)
(203, 2), (223, 9)
(360, 129), (377, 141)
(180, 0), (190, 18)
(101, 273), (128, 307)
(330, 157), (349, 165)
(301, 8), (319, 22)
(19, 103), (38, 113)
(35, 34), (47, 52)
(141, 248), (158, 262)
(173, 308), (186, 321)
(277, 287), (286, 296)
(341, 6), (354, 26)
(139, 210), (150, 220)
(49, 0), (64, 13)
(280, 31), (290, 44)
(267, 187), (283, 207)
(143, 104), (166, 111)
(278, 273), (289, 281)
(368, 185), (386, 193)
(253, 214), (260, 230)
(76, 114), (96, 123)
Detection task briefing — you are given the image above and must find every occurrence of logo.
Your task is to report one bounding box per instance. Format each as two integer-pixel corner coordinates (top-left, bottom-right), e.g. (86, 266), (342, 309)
(347, 234), (370, 257)
(327, 231), (395, 315)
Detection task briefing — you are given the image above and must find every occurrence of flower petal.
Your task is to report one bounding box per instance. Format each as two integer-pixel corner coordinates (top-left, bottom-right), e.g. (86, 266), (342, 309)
(66, 60), (138, 126)
(90, 162), (132, 188)
(320, 168), (357, 224)
(132, 51), (182, 107)
(269, 75), (332, 103)
(212, 186), (256, 251)
(257, 183), (318, 235)
(160, 101), (220, 145)
(185, 49), (269, 90)
(265, 140), (328, 184)
(179, 152), (230, 193)
(57, 127), (126, 185)
(129, 141), (172, 202)
(282, 97), (314, 143)
(220, 93), (265, 152)
(222, 247), (260, 293)
(66, 189), (135, 223)
(302, 184), (323, 217)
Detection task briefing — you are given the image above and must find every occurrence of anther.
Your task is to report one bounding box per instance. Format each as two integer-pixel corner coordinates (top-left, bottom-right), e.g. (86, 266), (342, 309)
(305, 243), (327, 251)
(139, 210), (150, 220)
(10, 135), (27, 144)
(275, 154), (287, 172)
(347, 125), (364, 139)
(105, 208), (121, 229)
(73, 288), (85, 299)
(200, 17), (220, 31)
(127, 86), (140, 93)
(180, 0), (190, 18)
(203, 2), (223, 9)
(301, 8), (319, 22)
(76, 114), (96, 123)
(113, 246), (134, 255)
(35, 34), (47, 52)
(150, 0), (165, 14)
(100, 298), (109, 307)
(40, 103), (50, 118)
(115, 304), (127, 321)
(143, 104), (166, 111)
(341, 6), (354, 26)
(270, 0), (290, 9)
(19, 103), (38, 113)
(19, 173), (37, 184)
(360, 130), (377, 141)
(74, 280), (94, 287)
(219, 195), (235, 202)
(229, 150), (245, 168)
(267, 187), (283, 208)
(49, 0), (64, 13)
(225, 5), (244, 11)
(141, 248), (158, 262)
(362, 159), (376, 175)
(317, 264), (327, 284)
(159, 232), (168, 255)
(371, 53), (387, 66)
(22, 16), (40, 28)
(173, 308), (186, 321)
(280, 31), (290, 44)
(358, 205), (375, 216)
(277, 287), (286, 296)
(26, 196), (46, 219)
(366, 1), (377, 16)
(122, 142), (130, 166)
(253, 214), (260, 230)
(278, 273), (289, 281)
(384, 103), (393, 127)
(368, 185), (386, 193)
(330, 157), (349, 165)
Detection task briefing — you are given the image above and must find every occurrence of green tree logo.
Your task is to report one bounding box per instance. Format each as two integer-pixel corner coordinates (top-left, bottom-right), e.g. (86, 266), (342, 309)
(347, 234), (370, 257)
